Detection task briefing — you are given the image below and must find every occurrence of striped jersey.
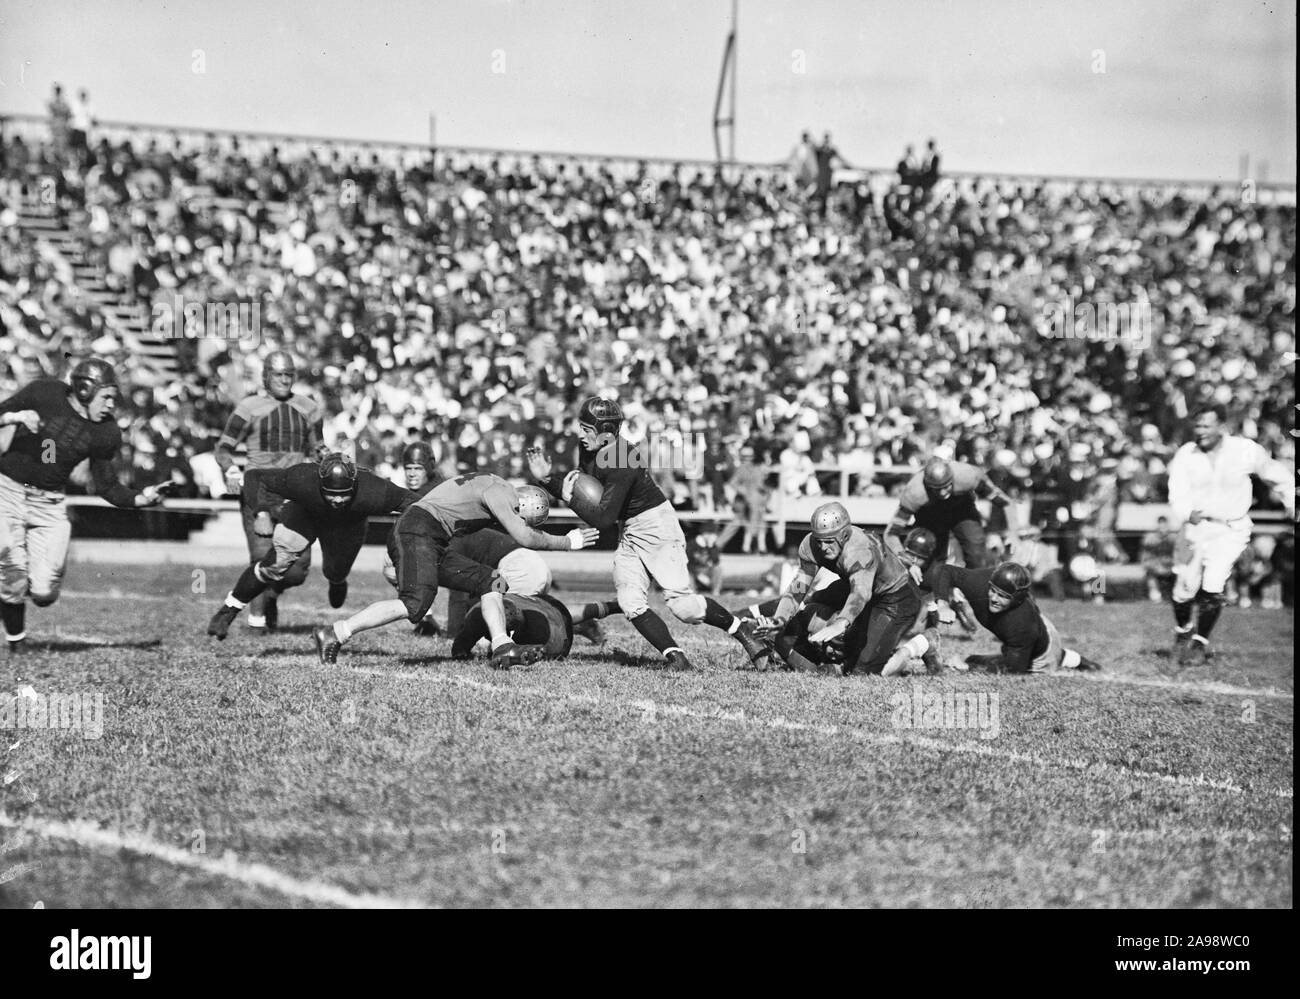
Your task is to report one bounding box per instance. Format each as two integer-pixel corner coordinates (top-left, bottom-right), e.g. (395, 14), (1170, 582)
(215, 393), (325, 471)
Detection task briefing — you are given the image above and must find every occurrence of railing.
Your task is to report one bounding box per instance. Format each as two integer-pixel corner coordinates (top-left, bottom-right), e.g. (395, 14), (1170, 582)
(3, 110), (1294, 202)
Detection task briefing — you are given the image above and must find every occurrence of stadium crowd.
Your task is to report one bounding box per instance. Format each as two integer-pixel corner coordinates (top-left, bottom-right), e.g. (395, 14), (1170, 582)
(1, 97), (1294, 553)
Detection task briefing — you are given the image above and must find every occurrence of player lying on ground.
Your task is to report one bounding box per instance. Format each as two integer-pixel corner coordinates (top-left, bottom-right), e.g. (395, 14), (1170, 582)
(451, 592), (580, 662)
(315, 472), (598, 669)
(896, 526), (978, 639)
(754, 502), (924, 676)
(885, 457), (1019, 570)
(887, 560), (1102, 675)
(207, 453), (413, 639)
(527, 397), (770, 671)
(215, 350), (325, 632)
(0, 359), (166, 662)
(1165, 404), (1294, 665)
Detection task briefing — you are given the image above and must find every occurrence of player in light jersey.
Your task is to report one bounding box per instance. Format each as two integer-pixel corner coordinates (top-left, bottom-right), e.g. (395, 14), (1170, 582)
(886, 457), (1019, 569)
(314, 472), (598, 669)
(1165, 405), (1293, 665)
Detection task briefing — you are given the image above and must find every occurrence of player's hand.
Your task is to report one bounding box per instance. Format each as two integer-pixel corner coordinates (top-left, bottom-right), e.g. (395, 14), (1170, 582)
(224, 467), (244, 494)
(753, 614), (788, 638)
(1188, 509), (1205, 525)
(4, 410), (40, 433)
(935, 600), (957, 626)
(526, 447), (553, 481)
(561, 469), (580, 503)
(809, 618), (848, 646)
(567, 527), (600, 550)
(908, 564), (923, 585)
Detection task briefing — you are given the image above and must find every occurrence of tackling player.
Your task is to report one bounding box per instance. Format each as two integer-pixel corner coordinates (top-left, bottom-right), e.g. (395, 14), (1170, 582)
(891, 561), (1102, 675)
(527, 397), (771, 671)
(886, 457), (1019, 569)
(215, 350), (325, 633)
(207, 453), (412, 639)
(756, 502), (922, 675)
(0, 359), (165, 658)
(316, 472), (598, 669)
(1165, 405), (1294, 665)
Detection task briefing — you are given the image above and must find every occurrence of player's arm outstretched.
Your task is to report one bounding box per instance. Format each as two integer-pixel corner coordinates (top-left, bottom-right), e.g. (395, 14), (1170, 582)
(975, 472), (1021, 538)
(483, 483), (598, 551)
(757, 550), (818, 635)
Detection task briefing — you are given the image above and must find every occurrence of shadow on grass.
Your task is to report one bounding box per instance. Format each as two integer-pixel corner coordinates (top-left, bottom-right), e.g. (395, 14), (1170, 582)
(25, 638), (163, 652)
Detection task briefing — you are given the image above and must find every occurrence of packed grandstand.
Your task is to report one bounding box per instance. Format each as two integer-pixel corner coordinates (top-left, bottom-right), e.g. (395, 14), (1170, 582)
(1, 109), (1294, 548)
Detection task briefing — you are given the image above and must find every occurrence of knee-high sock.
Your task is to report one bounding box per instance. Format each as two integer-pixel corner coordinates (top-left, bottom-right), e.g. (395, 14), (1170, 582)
(702, 597), (740, 633)
(1173, 599), (1194, 630)
(1, 601), (25, 641)
(1194, 592), (1224, 641)
(629, 609), (679, 655)
(231, 565), (269, 605)
(579, 600), (619, 622)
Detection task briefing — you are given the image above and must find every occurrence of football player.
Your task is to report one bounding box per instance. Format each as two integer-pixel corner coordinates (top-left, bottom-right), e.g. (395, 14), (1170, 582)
(215, 350), (325, 632)
(0, 359), (166, 659)
(451, 592), (576, 662)
(207, 453), (413, 639)
(391, 439), (449, 636)
(893, 560), (1102, 675)
(316, 472), (598, 669)
(897, 526), (978, 637)
(755, 502), (922, 676)
(527, 397), (771, 671)
(1165, 405), (1294, 665)
(886, 457), (1020, 569)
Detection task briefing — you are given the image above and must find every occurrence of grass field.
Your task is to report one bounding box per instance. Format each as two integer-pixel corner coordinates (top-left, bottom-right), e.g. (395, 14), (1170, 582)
(1, 560), (1292, 908)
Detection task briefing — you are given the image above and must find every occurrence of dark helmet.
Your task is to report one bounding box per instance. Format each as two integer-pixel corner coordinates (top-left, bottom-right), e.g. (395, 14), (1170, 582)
(69, 358), (119, 405)
(922, 457), (954, 495)
(988, 561), (1032, 609)
(578, 396), (624, 437)
(318, 452), (358, 505)
(810, 501), (853, 548)
(262, 350), (296, 397)
(903, 527), (938, 564)
(401, 440), (435, 471)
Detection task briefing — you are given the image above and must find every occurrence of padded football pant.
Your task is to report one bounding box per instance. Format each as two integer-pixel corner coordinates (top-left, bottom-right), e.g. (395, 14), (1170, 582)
(257, 502), (362, 588)
(613, 502), (707, 624)
(1172, 519), (1251, 601)
(0, 472), (72, 607)
(388, 506), (501, 623)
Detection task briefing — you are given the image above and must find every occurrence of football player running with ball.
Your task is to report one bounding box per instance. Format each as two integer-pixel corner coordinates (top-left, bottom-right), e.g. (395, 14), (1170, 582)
(317, 472), (598, 669)
(756, 502), (923, 675)
(0, 359), (166, 662)
(527, 397), (771, 671)
(207, 453), (413, 639)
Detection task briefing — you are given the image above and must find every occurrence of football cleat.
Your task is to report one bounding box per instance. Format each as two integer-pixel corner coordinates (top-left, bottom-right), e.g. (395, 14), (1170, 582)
(1179, 638), (1212, 667)
(1075, 655), (1104, 672)
(313, 626), (341, 665)
(733, 619), (774, 667)
(207, 605), (240, 641)
(573, 618), (605, 644)
(328, 580), (348, 609)
(921, 627), (944, 674)
(1171, 627), (1193, 659)
(489, 642), (546, 670)
(664, 650), (694, 672)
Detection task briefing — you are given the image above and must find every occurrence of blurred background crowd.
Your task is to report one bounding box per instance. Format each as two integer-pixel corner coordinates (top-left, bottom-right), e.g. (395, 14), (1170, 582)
(1, 89), (1294, 566)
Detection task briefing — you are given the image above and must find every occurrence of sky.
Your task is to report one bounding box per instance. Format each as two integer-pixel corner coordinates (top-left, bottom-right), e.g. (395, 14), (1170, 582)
(0, 0), (1295, 182)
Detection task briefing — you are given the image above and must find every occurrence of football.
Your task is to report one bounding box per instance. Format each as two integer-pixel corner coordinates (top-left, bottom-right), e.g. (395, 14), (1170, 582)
(568, 472), (605, 524)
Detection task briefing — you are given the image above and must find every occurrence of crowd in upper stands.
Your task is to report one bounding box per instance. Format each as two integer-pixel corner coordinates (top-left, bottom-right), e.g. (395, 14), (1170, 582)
(1, 88), (1294, 544)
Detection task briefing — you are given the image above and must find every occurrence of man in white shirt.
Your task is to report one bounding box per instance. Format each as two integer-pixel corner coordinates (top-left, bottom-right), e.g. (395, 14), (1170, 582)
(1165, 405), (1293, 664)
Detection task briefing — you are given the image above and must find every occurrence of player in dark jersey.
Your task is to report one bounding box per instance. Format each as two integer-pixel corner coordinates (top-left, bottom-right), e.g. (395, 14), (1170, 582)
(451, 592), (577, 661)
(206, 453), (413, 639)
(756, 502), (923, 675)
(918, 561), (1102, 674)
(215, 350), (325, 632)
(394, 440), (457, 636)
(316, 472), (599, 669)
(885, 457), (1020, 569)
(0, 359), (165, 658)
(527, 397), (770, 672)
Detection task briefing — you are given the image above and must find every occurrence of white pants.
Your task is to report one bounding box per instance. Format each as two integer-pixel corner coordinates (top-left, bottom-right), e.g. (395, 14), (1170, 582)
(613, 502), (706, 622)
(1172, 519), (1251, 602)
(0, 472), (73, 606)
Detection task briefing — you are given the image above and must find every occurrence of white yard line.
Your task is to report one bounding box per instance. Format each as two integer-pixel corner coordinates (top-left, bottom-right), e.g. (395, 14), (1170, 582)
(0, 812), (429, 909)
(350, 667), (1293, 801)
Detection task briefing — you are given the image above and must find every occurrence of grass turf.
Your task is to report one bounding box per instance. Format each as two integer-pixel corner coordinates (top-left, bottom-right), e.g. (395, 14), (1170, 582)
(0, 560), (1292, 908)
